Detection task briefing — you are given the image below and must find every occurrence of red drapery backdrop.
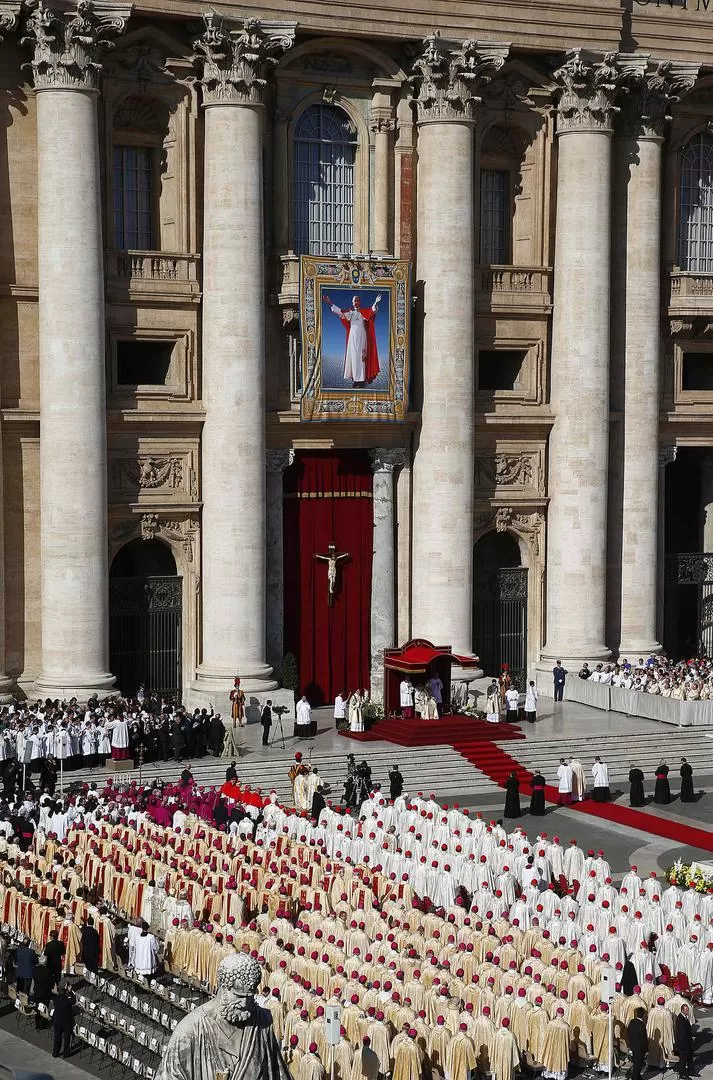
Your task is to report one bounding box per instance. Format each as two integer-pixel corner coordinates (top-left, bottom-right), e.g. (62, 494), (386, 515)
(283, 451), (373, 705)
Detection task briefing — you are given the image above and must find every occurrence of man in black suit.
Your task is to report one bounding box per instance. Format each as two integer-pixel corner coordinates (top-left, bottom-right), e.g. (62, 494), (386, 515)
(31, 955), (55, 1028)
(80, 917), (100, 974)
(260, 701), (273, 746)
(628, 1007), (648, 1080)
(675, 1004), (697, 1078)
(225, 761), (238, 783)
(43, 930), (65, 989)
(51, 983), (75, 1058)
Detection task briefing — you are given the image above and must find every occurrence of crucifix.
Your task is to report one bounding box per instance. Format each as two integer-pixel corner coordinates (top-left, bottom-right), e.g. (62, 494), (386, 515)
(314, 542), (350, 606)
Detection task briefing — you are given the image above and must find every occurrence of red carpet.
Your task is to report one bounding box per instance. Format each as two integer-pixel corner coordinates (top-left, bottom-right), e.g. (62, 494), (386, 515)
(344, 715), (713, 853)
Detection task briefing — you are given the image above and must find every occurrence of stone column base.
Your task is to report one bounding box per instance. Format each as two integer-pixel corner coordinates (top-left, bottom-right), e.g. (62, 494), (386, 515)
(34, 673), (117, 702)
(615, 641), (663, 660)
(186, 681), (295, 721)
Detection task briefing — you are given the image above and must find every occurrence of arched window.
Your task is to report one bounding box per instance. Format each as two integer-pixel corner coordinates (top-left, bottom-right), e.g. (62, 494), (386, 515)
(679, 134), (713, 273)
(479, 125), (521, 265)
(293, 104), (357, 256)
(112, 96), (164, 250)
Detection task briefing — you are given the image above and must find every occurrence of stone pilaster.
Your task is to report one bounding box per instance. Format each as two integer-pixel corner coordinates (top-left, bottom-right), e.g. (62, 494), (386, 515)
(24, 0), (130, 699)
(542, 50), (623, 664)
(410, 33), (508, 657)
(370, 104), (395, 256)
(615, 59), (698, 657)
(369, 448), (406, 701)
(190, 15), (294, 709)
(265, 449), (294, 677)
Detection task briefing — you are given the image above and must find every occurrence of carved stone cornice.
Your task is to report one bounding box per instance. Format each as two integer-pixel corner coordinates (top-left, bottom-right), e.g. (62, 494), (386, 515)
(410, 31), (509, 124)
(110, 512), (199, 563)
(552, 49), (623, 134)
(21, 0), (130, 92)
(192, 13), (295, 107)
(265, 449), (295, 473)
(474, 506), (544, 558)
(617, 56), (700, 139)
(370, 448), (407, 474)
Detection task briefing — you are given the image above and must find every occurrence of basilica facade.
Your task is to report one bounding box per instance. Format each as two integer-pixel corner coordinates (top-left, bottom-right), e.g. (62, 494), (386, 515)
(0, 0), (712, 709)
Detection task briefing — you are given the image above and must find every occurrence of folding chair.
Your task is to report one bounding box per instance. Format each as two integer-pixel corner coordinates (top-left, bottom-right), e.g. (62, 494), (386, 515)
(15, 991), (36, 1035)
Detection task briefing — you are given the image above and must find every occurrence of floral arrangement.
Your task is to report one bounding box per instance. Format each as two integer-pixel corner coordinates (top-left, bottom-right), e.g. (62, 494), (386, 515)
(362, 700), (385, 724)
(666, 859), (713, 893)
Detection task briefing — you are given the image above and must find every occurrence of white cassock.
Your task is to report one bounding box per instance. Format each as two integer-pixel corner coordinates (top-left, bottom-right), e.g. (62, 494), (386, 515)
(525, 685), (538, 712)
(400, 681), (414, 708)
(557, 763), (573, 793)
(134, 931), (159, 976)
(330, 304), (374, 382)
(570, 759), (586, 801)
(334, 695), (346, 721)
(505, 688), (520, 713)
(296, 699), (312, 729)
(293, 770), (310, 811)
(486, 690), (500, 723)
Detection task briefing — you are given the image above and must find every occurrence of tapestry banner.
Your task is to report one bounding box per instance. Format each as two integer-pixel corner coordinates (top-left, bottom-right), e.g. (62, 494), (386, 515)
(299, 256), (410, 422)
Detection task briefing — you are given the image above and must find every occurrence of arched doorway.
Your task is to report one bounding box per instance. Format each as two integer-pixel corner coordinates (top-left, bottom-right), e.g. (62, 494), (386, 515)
(473, 530), (527, 688)
(109, 539), (182, 702)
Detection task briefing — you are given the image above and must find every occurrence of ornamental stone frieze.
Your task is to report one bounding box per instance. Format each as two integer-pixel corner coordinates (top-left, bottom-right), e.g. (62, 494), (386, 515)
(21, 0), (131, 91)
(410, 31), (510, 123)
(192, 13), (295, 106)
(552, 48), (624, 133)
(474, 454), (535, 491)
(617, 56), (699, 139)
(110, 513), (199, 563)
(474, 506), (544, 558)
(0, 2), (20, 42)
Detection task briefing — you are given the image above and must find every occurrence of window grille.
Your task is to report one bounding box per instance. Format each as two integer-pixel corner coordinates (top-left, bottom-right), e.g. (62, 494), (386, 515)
(293, 105), (357, 256)
(679, 134), (713, 273)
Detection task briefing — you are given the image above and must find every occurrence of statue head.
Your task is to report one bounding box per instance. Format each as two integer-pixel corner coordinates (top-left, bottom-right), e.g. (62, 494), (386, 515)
(217, 954), (262, 1025)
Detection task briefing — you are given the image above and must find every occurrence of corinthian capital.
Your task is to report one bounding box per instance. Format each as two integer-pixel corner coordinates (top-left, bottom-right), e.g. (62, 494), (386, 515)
(410, 31), (509, 123)
(193, 13), (295, 107)
(21, 0), (130, 91)
(0, 3), (21, 43)
(618, 56), (700, 138)
(553, 49), (624, 133)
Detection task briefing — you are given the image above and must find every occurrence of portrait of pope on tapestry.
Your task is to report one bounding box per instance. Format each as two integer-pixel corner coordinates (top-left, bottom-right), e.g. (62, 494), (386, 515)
(320, 286), (390, 391)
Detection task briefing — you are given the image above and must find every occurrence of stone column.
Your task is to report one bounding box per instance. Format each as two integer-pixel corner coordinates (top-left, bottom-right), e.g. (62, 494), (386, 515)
(657, 446), (676, 646)
(542, 51), (621, 664)
(370, 94), (395, 256)
(24, 0), (129, 699)
(411, 35), (508, 657)
(369, 448), (406, 700)
(265, 449), (294, 676)
(190, 16), (294, 709)
(616, 60), (698, 658)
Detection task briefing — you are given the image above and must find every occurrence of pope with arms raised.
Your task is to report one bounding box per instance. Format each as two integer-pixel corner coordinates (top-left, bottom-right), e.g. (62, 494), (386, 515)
(323, 292), (382, 385)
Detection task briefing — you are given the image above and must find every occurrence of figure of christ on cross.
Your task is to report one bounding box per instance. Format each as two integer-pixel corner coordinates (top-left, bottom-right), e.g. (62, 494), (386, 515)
(314, 542), (349, 606)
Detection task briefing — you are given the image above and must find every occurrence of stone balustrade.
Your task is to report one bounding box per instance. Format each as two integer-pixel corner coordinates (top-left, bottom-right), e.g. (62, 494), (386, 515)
(669, 271), (713, 314)
(106, 251), (201, 301)
(476, 264), (552, 312)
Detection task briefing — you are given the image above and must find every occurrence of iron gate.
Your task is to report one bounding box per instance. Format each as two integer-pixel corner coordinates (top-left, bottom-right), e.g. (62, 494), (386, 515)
(474, 566), (528, 689)
(665, 553), (713, 656)
(109, 576), (182, 702)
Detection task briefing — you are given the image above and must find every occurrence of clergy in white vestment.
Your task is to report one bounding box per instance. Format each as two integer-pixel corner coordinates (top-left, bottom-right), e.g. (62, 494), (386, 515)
(486, 682), (501, 724)
(293, 767), (311, 811)
(107, 716), (131, 761)
(333, 692), (346, 729)
(400, 679), (415, 719)
(569, 757), (586, 802)
(348, 691), (363, 733)
(591, 757), (610, 803)
(134, 925), (160, 976)
(556, 759), (573, 805)
(295, 695), (312, 736)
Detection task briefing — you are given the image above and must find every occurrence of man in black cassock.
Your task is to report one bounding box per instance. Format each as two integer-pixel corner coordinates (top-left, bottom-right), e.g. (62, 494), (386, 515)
(679, 757), (695, 803)
(629, 765), (645, 807)
(389, 764), (403, 801)
(504, 771), (521, 818)
(654, 762), (671, 804)
(529, 770), (546, 816)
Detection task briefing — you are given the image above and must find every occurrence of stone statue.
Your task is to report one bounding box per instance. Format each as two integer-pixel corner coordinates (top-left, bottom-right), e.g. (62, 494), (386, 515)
(157, 953), (290, 1080)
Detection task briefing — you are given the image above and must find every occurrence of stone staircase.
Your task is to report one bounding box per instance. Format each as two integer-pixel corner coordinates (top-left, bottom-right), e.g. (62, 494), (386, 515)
(63, 744), (503, 804)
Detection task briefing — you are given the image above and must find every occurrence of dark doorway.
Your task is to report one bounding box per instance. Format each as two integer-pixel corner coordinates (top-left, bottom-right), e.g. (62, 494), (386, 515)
(109, 538), (182, 702)
(664, 448), (705, 658)
(473, 530), (527, 689)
